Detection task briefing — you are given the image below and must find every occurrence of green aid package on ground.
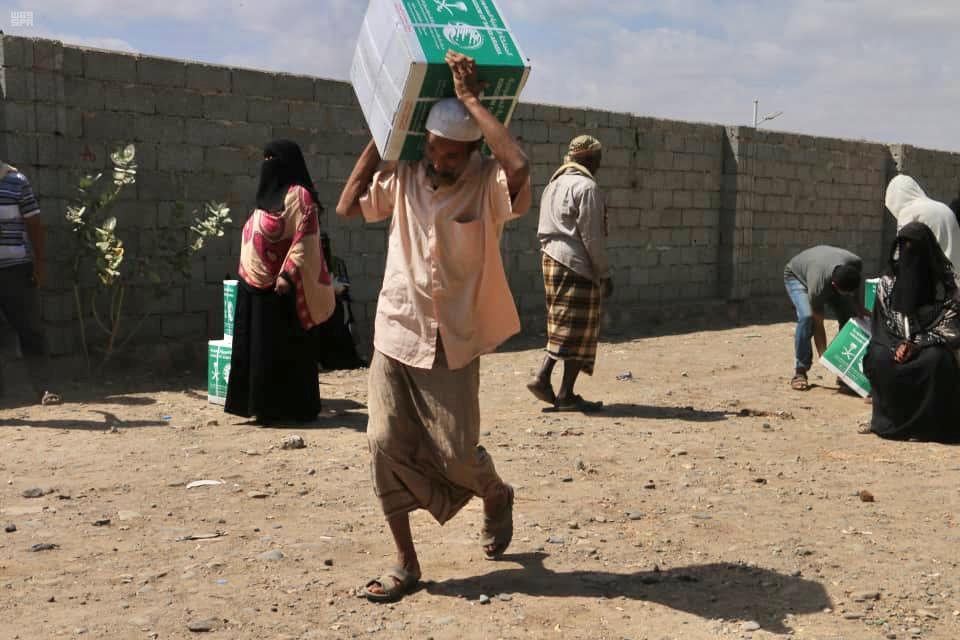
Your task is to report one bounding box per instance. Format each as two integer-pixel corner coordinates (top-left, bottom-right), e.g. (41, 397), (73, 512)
(351, 0), (530, 161)
(223, 280), (237, 340)
(819, 318), (872, 398)
(864, 277), (880, 312)
(207, 339), (233, 405)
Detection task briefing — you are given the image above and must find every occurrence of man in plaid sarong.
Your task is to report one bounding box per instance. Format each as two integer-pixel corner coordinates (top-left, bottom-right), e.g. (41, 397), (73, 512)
(527, 136), (612, 412)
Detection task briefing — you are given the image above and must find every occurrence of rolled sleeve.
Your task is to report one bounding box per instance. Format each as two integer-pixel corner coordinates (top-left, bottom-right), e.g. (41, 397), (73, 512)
(358, 165), (398, 223)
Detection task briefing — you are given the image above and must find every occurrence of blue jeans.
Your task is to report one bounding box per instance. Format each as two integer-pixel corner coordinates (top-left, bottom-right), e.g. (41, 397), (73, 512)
(785, 275), (814, 373)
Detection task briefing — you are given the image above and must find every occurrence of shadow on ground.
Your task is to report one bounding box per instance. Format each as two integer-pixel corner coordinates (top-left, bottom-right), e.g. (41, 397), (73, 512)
(426, 553), (831, 634)
(548, 403), (732, 422)
(237, 398), (369, 432)
(0, 410), (167, 430)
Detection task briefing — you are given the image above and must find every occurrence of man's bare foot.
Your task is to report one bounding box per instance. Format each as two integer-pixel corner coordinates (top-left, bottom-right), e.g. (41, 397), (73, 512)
(526, 378), (556, 404)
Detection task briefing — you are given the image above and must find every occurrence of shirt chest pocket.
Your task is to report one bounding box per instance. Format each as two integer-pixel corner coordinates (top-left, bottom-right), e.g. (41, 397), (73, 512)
(442, 215), (485, 278)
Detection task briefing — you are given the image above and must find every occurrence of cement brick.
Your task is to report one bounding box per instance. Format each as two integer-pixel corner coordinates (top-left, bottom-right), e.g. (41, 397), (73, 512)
(61, 46), (83, 76)
(289, 102), (331, 130)
(33, 71), (61, 102)
(82, 112), (137, 141)
(315, 80), (356, 106)
(133, 115), (186, 144)
(161, 312), (206, 339)
(65, 77), (106, 110)
(33, 40), (64, 72)
(137, 57), (186, 88)
(328, 106), (366, 132)
(84, 49), (138, 83)
(222, 121), (272, 148)
(557, 108), (585, 126)
(36, 134), (60, 166)
(184, 118), (230, 147)
(652, 190), (672, 209)
(4, 102), (36, 132)
(153, 89), (204, 118)
(247, 98), (289, 125)
(673, 153), (693, 171)
(203, 94), (247, 122)
(181, 172), (235, 201)
(186, 63), (232, 93)
(103, 83), (157, 114)
(205, 255), (239, 282)
(513, 103), (535, 120)
(136, 171), (179, 201)
(204, 146), (254, 175)
(673, 191), (693, 208)
(123, 201), (158, 229)
(534, 104), (560, 123)
(274, 74), (314, 101)
(2, 35), (34, 68)
(156, 143), (203, 172)
(232, 68), (274, 97)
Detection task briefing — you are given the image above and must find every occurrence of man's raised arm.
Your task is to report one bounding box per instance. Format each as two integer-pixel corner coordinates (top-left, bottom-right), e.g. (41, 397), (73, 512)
(445, 50), (529, 198)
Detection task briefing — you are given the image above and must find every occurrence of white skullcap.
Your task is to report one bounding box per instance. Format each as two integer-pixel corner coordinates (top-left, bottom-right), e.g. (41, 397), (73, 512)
(425, 98), (482, 142)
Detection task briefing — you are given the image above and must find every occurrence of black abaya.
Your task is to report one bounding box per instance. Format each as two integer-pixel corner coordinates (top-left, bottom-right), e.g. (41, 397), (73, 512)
(225, 279), (321, 422)
(863, 336), (960, 442)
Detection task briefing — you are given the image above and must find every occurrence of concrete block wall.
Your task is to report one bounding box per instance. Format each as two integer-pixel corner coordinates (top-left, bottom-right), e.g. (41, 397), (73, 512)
(730, 128), (892, 298)
(502, 105), (726, 329)
(0, 35), (383, 358)
(2, 33), (958, 363)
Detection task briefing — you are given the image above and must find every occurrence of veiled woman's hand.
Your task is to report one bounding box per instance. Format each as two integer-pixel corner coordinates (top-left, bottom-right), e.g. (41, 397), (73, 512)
(275, 276), (292, 295)
(894, 341), (916, 364)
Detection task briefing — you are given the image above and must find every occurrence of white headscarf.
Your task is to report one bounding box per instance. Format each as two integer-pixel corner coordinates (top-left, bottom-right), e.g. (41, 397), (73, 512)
(885, 174), (960, 283)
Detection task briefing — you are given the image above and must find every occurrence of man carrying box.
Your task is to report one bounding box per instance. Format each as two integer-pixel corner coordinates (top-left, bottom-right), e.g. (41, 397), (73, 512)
(337, 51), (531, 603)
(784, 245), (865, 391)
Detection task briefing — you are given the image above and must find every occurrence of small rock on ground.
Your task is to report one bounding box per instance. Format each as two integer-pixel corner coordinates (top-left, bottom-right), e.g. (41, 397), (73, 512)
(187, 618), (220, 632)
(281, 436), (306, 450)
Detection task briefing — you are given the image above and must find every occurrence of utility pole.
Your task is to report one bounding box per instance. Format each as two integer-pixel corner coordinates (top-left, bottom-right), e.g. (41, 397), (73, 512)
(752, 99), (783, 128)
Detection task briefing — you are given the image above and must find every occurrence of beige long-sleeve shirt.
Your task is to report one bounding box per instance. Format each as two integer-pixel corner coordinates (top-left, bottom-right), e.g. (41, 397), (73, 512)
(537, 168), (609, 282)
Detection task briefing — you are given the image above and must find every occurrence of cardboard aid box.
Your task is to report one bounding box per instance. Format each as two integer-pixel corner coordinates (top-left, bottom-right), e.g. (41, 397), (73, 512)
(207, 339), (232, 405)
(351, 0), (530, 161)
(223, 280), (237, 339)
(864, 277), (880, 312)
(819, 318), (872, 397)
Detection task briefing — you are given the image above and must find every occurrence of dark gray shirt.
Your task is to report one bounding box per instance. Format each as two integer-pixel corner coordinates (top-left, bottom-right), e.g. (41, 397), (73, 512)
(785, 245), (862, 313)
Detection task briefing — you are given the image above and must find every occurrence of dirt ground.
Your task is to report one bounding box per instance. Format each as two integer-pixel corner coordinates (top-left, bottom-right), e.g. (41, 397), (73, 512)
(1, 321), (959, 640)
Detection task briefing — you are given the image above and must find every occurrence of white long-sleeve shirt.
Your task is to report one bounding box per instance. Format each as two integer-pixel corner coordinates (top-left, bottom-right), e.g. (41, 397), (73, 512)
(537, 168), (609, 283)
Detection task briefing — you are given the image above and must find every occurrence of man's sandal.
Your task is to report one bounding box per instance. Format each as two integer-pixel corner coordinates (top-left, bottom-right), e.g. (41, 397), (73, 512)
(481, 484), (514, 560)
(790, 375), (809, 391)
(554, 394), (603, 412)
(362, 566), (420, 603)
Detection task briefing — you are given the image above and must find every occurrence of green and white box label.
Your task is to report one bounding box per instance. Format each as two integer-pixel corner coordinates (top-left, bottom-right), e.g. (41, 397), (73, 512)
(819, 318), (872, 397)
(864, 277), (880, 312)
(351, 0), (530, 161)
(223, 280), (237, 340)
(208, 339), (233, 405)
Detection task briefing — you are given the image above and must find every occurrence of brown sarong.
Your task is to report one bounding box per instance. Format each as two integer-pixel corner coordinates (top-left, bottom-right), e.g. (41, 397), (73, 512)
(542, 252), (601, 375)
(367, 345), (502, 524)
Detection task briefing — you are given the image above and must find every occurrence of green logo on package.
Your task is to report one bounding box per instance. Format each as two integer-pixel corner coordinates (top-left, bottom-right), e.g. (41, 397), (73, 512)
(444, 22), (484, 50)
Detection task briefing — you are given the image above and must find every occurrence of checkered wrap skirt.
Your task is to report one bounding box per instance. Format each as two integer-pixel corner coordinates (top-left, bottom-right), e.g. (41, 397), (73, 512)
(542, 252), (601, 375)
